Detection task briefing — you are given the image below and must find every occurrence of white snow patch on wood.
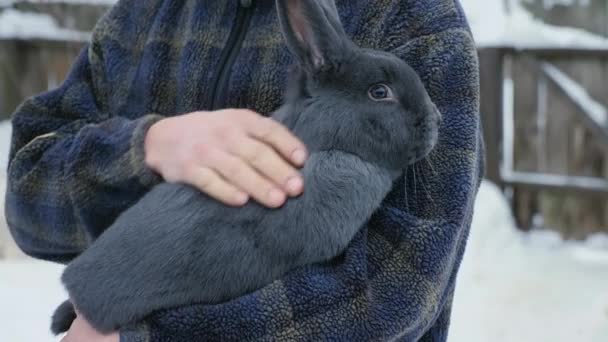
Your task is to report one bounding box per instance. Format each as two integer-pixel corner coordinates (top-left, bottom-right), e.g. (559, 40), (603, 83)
(0, 8), (90, 41)
(460, 0), (608, 49)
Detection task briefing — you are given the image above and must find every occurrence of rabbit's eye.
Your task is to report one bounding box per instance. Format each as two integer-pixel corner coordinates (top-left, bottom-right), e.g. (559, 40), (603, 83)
(368, 84), (393, 101)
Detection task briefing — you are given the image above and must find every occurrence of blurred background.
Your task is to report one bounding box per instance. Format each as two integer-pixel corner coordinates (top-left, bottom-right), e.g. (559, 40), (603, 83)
(0, 0), (607, 341)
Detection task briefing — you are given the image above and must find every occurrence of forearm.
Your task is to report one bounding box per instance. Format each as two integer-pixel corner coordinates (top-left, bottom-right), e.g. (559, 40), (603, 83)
(6, 111), (162, 262)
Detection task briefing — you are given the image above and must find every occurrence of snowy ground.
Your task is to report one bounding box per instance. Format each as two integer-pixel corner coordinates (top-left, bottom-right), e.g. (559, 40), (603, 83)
(449, 182), (608, 342)
(0, 260), (65, 342)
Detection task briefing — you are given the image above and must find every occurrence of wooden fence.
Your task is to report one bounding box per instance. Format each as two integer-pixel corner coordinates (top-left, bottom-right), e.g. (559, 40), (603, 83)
(480, 47), (608, 238)
(0, 0), (107, 118)
(0, 39), (85, 119)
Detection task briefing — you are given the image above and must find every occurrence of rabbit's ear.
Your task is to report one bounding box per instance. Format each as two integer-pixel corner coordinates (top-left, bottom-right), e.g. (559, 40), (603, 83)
(276, 0), (351, 71)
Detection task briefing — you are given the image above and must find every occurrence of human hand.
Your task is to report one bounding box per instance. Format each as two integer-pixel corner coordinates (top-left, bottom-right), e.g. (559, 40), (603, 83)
(60, 311), (118, 342)
(144, 109), (307, 208)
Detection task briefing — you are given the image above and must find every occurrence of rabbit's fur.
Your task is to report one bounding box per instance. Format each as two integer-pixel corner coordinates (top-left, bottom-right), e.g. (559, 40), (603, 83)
(51, 0), (440, 334)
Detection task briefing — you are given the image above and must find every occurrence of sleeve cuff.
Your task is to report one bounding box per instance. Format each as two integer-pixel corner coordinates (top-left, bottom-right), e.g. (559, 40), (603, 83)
(129, 113), (165, 187)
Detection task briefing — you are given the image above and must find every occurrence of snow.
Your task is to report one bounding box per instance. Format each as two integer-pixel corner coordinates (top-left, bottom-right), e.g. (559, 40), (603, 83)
(449, 181), (608, 342)
(542, 62), (608, 128)
(501, 58), (515, 174)
(460, 0), (608, 49)
(0, 260), (65, 342)
(0, 178), (607, 341)
(0, 8), (90, 41)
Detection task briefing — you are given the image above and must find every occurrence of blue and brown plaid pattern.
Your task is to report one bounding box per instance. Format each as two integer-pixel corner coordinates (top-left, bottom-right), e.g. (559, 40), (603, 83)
(5, 0), (482, 341)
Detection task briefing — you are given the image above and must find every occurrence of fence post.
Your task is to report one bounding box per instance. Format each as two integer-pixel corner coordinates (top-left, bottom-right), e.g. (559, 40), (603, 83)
(478, 48), (504, 187)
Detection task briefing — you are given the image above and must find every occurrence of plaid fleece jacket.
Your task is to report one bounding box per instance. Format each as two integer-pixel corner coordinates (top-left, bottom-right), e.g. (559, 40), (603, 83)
(5, 0), (483, 341)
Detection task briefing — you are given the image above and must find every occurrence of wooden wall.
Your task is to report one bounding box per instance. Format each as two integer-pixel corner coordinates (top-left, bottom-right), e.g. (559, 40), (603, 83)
(0, 39), (85, 119)
(0, 0), (108, 119)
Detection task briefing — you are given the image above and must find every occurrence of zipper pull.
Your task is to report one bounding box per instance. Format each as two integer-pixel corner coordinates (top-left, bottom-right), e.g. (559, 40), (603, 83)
(240, 0), (252, 8)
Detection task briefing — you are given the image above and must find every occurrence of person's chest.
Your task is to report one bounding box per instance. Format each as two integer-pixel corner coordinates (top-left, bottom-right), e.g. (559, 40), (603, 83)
(107, 0), (391, 119)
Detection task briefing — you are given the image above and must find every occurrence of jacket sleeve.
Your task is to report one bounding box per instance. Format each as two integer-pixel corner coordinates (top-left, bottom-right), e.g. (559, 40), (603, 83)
(119, 0), (483, 340)
(5, 32), (163, 263)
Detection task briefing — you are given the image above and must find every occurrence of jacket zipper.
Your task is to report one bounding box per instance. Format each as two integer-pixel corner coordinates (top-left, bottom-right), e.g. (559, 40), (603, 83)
(209, 0), (255, 110)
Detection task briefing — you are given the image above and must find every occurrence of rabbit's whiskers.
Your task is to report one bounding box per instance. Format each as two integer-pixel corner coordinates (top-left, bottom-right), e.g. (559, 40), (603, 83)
(412, 166), (418, 201)
(424, 157), (438, 178)
(403, 173), (409, 210)
(417, 163), (435, 207)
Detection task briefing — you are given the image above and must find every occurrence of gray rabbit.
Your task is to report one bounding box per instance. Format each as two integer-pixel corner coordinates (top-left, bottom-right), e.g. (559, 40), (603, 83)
(51, 0), (440, 334)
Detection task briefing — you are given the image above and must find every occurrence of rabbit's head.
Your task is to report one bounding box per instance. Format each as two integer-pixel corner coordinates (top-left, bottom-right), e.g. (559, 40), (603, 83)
(276, 0), (440, 171)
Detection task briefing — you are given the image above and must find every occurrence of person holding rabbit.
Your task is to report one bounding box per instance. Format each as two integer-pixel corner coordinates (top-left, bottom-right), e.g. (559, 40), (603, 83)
(5, 0), (483, 341)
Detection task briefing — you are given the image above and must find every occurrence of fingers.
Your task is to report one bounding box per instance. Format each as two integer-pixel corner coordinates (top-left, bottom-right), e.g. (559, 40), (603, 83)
(247, 116), (308, 167)
(151, 109), (308, 208)
(229, 137), (304, 197)
(203, 149), (289, 208)
(183, 166), (250, 207)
